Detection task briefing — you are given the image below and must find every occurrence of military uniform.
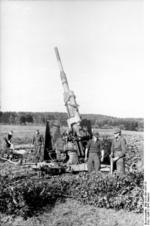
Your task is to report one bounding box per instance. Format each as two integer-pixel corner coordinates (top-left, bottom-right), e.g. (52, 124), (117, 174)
(111, 136), (127, 174)
(3, 132), (14, 158)
(86, 138), (101, 172)
(33, 132), (44, 163)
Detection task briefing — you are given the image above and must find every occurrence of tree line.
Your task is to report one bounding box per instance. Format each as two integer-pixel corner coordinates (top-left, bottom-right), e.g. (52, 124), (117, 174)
(0, 111), (144, 131)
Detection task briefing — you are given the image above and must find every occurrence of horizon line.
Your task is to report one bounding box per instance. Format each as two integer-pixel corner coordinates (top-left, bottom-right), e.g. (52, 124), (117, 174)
(0, 110), (144, 119)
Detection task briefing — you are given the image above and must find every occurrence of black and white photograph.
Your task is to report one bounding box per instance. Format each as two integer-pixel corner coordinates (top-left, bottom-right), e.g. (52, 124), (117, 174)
(0, 0), (146, 225)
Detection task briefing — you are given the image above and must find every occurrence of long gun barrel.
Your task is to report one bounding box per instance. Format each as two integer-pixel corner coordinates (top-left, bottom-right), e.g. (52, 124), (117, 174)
(54, 47), (69, 93)
(54, 47), (64, 71)
(54, 47), (81, 129)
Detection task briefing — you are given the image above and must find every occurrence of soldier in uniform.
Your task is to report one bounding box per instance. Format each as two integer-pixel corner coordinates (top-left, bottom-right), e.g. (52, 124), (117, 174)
(110, 128), (127, 175)
(33, 130), (44, 163)
(3, 131), (14, 159)
(85, 132), (101, 173)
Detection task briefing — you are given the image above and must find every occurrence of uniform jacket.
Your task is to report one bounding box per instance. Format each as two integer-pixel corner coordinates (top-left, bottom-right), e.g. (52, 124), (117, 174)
(4, 136), (13, 148)
(111, 136), (127, 158)
(33, 134), (44, 146)
(87, 139), (101, 154)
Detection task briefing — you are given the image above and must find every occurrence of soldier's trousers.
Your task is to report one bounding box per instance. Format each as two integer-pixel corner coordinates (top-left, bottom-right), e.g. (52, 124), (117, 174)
(116, 157), (125, 175)
(35, 146), (43, 163)
(88, 153), (100, 173)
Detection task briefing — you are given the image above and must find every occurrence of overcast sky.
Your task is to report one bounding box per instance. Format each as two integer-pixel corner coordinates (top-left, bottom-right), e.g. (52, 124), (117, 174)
(0, 0), (144, 118)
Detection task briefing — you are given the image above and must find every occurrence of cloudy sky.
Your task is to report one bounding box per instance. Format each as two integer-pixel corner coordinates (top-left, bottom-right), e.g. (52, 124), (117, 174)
(1, 0), (144, 117)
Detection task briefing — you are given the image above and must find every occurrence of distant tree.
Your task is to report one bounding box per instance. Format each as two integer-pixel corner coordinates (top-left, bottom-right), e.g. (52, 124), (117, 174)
(137, 121), (144, 131)
(0, 111), (3, 123)
(119, 124), (126, 130)
(1, 112), (10, 124)
(102, 124), (111, 129)
(8, 112), (17, 124)
(26, 114), (34, 123)
(42, 116), (46, 124)
(0, 111), (143, 131)
(9, 115), (14, 124)
(20, 116), (26, 125)
(46, 114), (55, 121)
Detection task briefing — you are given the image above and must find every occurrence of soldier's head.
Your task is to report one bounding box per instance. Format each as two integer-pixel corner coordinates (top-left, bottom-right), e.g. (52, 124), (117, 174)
(36, 130), (40, 135)
(93, 132), (99, 141)
(8, 131), (13, 139)
(114, 128), (121, 138)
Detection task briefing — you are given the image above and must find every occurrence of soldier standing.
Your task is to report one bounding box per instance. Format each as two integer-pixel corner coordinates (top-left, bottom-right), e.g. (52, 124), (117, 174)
(33, 130), (44, 163)
(110, 128), (127, 175)
(3, 131), (14, 159)
(85, 132), (101, 173)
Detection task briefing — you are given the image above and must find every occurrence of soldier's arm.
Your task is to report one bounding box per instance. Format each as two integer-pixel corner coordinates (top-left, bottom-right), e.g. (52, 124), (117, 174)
(40, 135), (44, 145)
(85, 148), (88, 160)
(85, 141), (90, 161)
(4, 137), (10, 145)
(101, 149), (104, 162)
(118, 137), (126, 158)
(110, 140), (114, 157)
(32, 136), (35, 144)
(98, 140), (102, 156)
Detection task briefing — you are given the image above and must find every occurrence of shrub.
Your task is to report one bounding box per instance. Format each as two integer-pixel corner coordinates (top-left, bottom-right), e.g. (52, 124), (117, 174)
(0, 171), (144, 219)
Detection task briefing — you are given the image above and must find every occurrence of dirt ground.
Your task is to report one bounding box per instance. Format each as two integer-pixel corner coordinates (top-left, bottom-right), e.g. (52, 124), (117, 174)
(0, 199), (143, 226)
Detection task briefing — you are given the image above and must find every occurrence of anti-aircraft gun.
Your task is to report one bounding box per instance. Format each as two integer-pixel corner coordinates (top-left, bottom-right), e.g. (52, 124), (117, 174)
(54, 47), (92, 158)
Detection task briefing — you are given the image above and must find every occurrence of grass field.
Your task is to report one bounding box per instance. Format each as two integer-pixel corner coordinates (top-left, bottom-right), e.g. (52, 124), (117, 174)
(0, 124), (144, 144)
(0, 124), (144, 226)
(0, 124), (46, 145)
(0, 124), (144, 163)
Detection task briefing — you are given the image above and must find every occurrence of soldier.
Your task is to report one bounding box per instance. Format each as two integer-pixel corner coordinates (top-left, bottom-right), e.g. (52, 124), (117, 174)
(33, 130), (44, 163)
(85, 132), (101, 173)
(3, 131), (14, 159)
(110, 128), (127, 175)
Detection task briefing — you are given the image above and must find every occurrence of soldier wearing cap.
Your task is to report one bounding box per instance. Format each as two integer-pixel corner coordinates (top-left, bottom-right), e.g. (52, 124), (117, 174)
(33, 130), (44, 163)
(85, 132), (101, 173)
(110, 128), (127, 174)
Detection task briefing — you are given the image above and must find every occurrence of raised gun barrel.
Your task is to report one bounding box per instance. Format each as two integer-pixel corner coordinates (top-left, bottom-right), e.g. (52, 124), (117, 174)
(54, 47), (69, 93)
(54, 47), (81, 129)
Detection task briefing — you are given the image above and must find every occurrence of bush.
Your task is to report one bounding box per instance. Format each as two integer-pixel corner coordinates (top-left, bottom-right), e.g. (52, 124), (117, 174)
(0, 171), (144, 219)
(66, 172), (143, 213)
